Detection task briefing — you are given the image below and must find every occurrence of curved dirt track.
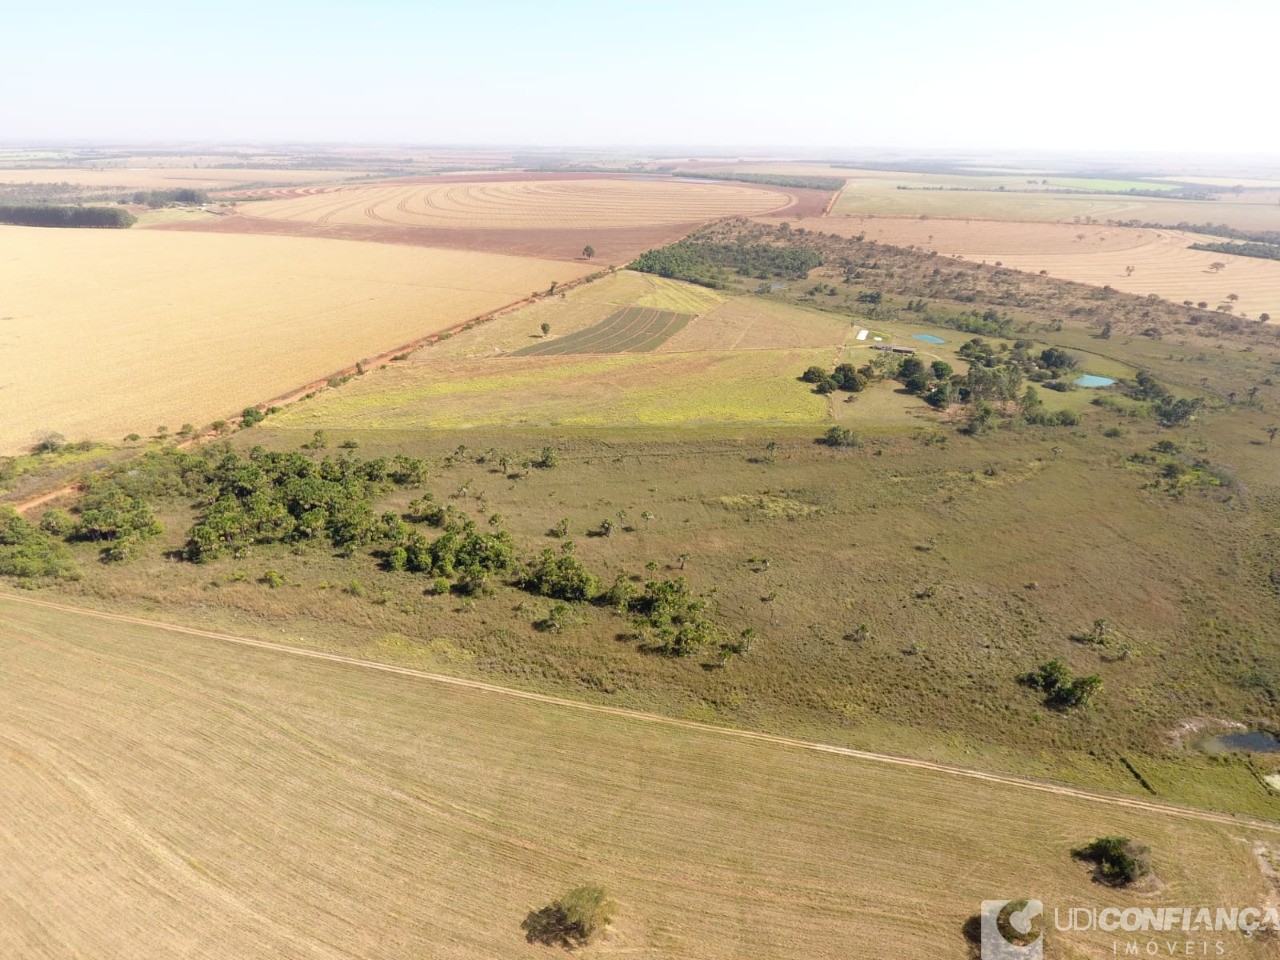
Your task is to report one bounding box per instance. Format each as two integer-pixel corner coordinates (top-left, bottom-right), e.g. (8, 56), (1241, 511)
(3, 591), (1277, 834)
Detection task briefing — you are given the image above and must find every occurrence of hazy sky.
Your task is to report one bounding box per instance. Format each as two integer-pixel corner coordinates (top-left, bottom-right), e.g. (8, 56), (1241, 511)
(3, 0), (1276, 153)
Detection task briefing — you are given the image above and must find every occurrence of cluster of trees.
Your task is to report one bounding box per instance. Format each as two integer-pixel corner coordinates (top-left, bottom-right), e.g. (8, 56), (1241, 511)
(0, 203), (136, 228)
(673, 170), (847, 191)
(70, 482), (162, 562)
(626, 576), (725, 657)
(184, 448), (429, 562)
(801, 362), (871, 394)
(124, 188), (209, 208)
(1126, 371), (1204, 427)
(1188, 240), (1280, 263)
(1125, 221), (1280, 246)
(1073, 836), (1152, 886)
(0, 507), (78, 580)
(1020, 659), (1102, 709)
(631, 240), (822, 288)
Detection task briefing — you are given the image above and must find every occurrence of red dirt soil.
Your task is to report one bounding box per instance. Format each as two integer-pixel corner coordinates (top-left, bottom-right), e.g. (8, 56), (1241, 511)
(148, 215), (704, 265)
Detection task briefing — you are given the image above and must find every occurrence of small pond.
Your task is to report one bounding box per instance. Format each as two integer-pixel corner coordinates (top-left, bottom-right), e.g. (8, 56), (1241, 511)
(1199, 731), (1280, 755)
(1075, 374), (1117, 388)
(912, 334), (947, 344)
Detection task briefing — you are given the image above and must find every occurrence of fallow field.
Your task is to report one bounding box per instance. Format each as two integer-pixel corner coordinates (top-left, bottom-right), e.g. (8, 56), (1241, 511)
(244, 178), (794, 230)
(0, 226), (588, 453)
(2, 594), (1275, 960)
(817, 218), (1280, 320)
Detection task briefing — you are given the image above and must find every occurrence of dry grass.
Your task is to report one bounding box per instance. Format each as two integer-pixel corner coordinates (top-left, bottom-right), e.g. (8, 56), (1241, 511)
(826, 170), (1280, 232)
(2, 595), (1275, 960)
(244, 178), (791, 230)
(0, 226), (589, 453)
(819, 218), (1280, 320)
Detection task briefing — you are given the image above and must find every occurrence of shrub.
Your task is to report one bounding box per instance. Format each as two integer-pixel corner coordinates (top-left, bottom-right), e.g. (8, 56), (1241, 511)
(522, 549), (600, 602)
(1019, 659), (1102, 709)
(261, 569), (285, 588)
(522, 886), (613, 948)
(819, 426), (863, 448)
(240, 407), (266, 428)
(1073, 837), (1151, 886)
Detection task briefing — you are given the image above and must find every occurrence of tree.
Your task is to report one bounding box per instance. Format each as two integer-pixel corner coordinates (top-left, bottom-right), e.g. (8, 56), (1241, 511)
(1100, 321), (1112, 339)
(582, 245), (595, 259)
(1209, 262), (1226, 273)
(1073, 837), (1151, 886)
(540, 322), (551, 337)
(522, 886), (613, 948)
(1268, 426), (1279, 445)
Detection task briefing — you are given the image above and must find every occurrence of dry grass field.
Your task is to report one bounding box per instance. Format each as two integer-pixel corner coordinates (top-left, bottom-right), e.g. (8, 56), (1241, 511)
(818, 218), (1280, 320)
(827, 170), (1280, 232)
(243, 177), (793, 230)
(0, 226), (588, 453)
(2, 594), (1275, 960)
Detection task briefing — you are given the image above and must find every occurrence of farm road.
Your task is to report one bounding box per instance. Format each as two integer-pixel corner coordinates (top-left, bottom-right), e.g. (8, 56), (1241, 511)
(3, 590), (1278, 835)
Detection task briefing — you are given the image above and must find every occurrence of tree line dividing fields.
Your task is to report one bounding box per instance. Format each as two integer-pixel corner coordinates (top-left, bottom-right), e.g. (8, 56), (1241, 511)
(0, 203), (135, 228)
(510, 306), (693, 356)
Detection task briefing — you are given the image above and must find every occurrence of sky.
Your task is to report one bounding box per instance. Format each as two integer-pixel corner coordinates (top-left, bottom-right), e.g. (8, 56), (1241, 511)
(2, 0), (1277, 154)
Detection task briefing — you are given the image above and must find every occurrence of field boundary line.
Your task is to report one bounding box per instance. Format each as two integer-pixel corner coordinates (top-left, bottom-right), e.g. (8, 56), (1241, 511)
(3, 590), (1278, 833)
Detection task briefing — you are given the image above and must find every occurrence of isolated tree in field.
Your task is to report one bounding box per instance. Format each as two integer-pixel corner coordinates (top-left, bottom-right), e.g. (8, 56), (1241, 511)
(522, 885), (613, 948)
(582, 245), (595, 259)
(1269, 425), (1279, 444)
(1209, 262), (1226, 273)
(540, 322), (551, 337)
(1227, 293), (1239, 302)
(1073, 837), (1151, 886)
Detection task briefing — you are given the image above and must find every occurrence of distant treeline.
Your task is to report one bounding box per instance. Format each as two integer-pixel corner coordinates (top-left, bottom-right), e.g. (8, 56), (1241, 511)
(673, 171), (847, 192)
(1123, 221), (1280, 246)
(1188, 240), (1280, 262)
(631, 240), (822, 288)
(894, 184), (1212, 201)
(0, 204), (136, 228)
(126, 188), (208, 207)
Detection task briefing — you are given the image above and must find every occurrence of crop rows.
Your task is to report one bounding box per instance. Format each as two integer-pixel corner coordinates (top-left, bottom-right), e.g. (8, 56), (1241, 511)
(511, 306), (693, 356)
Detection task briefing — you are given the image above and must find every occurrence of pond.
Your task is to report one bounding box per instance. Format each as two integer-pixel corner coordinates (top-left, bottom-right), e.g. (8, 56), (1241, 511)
(1199, 731), (1280, 755)
(1074, 374), (1117, 388)
(911, 334), (947, 344)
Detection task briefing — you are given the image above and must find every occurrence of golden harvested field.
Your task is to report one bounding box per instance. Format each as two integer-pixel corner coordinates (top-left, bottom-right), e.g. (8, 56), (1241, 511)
(0, 226), (588, 453)
(0, 167), (356, 190)
(244, 177), (793, 230)
(2, 594), (1275, 960)
(820, 217), (1280, 320)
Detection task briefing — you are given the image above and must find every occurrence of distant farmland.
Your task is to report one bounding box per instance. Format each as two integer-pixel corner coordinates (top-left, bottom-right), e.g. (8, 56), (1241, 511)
(244, 177), (793, 230)
(819, 217), (1280, 320)
(511, 306), (693, 356)
(0, 226), (588, 453)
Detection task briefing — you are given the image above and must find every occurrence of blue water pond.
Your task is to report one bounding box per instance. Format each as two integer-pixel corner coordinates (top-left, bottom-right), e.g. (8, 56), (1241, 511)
(911, 334), (947, 344)
(1075, 374), (1117, 388)
(1199, 731), (1280, 755)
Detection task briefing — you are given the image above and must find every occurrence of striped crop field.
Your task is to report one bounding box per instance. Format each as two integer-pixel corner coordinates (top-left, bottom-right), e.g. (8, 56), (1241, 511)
(511, 306), (694, 356)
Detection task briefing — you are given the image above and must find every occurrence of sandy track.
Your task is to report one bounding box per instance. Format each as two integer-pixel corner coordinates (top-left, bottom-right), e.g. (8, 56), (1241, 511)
(3, 591), (1275, 834)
